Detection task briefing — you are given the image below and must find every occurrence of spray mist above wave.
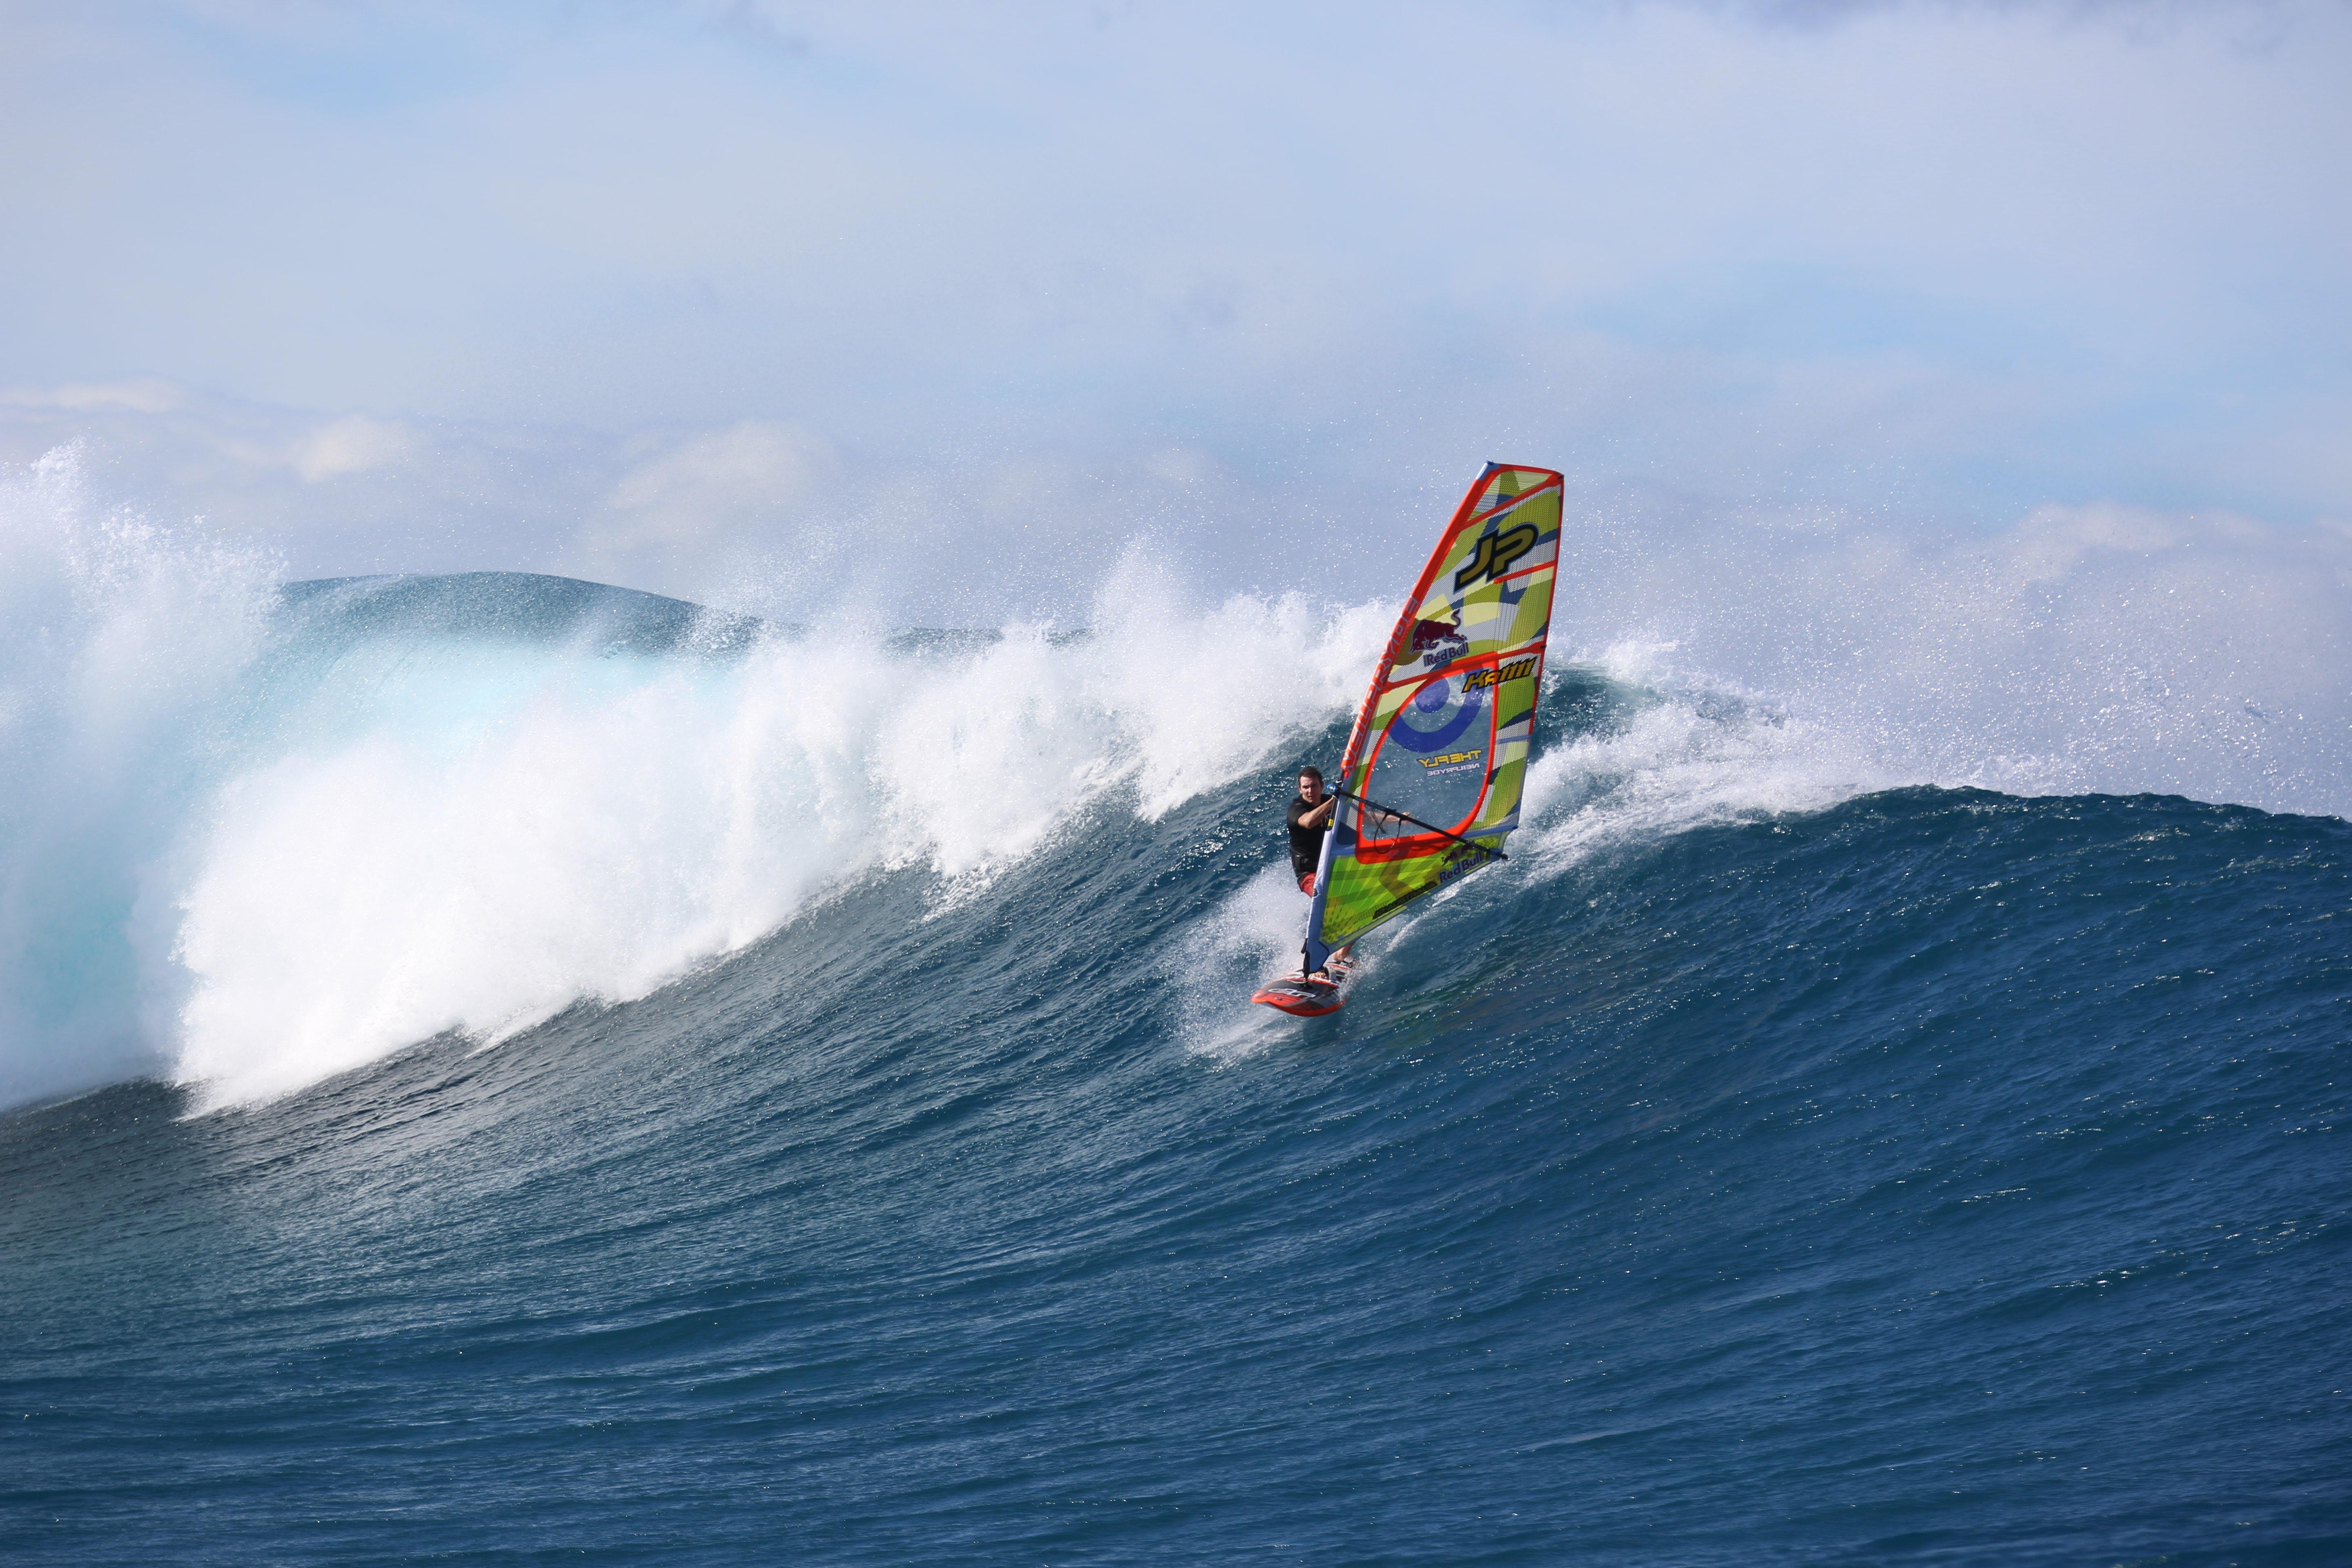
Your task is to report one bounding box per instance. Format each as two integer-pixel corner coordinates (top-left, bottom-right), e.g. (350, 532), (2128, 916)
(0, 450), (281, 1108)
(1552, 497), (2352, 817)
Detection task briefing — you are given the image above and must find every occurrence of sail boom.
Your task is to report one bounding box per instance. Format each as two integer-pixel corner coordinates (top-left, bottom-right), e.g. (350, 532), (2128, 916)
(1337, 788), (1508, 862)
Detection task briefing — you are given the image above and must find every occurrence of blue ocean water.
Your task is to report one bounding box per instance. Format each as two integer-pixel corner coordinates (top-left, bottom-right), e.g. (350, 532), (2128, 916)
(2, 573), (2347, 1564)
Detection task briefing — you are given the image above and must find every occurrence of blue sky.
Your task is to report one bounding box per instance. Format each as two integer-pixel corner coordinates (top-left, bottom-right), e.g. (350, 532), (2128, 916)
(3, 0), (2348, 613)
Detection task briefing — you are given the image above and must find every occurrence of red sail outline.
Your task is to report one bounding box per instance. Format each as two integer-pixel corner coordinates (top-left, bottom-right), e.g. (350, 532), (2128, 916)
(1334, 465), (1564, 864)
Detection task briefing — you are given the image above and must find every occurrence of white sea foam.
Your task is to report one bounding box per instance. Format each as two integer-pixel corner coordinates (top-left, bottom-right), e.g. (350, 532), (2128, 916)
(1165, 862), (1325, 1063)
(21, 527), (1379, 1109)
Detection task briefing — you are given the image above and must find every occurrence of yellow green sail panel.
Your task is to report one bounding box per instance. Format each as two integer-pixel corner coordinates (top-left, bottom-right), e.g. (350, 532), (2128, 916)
(1304, 463), (1562, 969)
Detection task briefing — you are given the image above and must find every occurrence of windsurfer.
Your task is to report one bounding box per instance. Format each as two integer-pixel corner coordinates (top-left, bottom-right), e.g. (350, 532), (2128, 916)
(1288, 767), (1336, 893)
(1289, 766), (1374, 981)
(1250, 463), (1562, 1018)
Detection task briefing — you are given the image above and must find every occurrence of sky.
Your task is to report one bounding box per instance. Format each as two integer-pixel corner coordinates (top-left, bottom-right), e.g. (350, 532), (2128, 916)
(2, 0), (2349, 619)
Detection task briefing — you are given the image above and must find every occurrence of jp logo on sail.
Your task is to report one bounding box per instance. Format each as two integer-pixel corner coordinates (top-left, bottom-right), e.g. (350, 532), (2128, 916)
(1452, 522), (1539, 589)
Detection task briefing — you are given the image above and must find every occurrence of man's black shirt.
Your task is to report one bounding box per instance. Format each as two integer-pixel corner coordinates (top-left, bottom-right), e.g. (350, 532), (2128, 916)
(1288, 795), (1330, 878)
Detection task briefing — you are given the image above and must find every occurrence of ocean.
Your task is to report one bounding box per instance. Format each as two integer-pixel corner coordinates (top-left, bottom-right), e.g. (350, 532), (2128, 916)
(2, 564), (2345, 1565)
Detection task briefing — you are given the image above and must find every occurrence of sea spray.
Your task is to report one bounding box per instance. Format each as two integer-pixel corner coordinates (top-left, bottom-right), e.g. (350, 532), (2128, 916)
(1550, 497), (2352, 812)
(84, 561), (1389, 1110)
(0, 450), (279, 1107)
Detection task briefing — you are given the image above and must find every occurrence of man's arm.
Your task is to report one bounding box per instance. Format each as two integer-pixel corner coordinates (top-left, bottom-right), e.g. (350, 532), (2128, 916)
(1304, 795), (1337, 827)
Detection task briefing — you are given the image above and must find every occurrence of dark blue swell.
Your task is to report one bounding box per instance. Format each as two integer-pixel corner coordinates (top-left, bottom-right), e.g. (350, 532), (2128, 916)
(3, 683), (2347, 1564)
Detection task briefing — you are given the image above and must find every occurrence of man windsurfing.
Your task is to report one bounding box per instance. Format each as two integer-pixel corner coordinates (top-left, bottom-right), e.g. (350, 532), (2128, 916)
(1251, 461), (1563, 1018)
(1288, 765), (1393, 980)
(1287, 766), (1336, 893)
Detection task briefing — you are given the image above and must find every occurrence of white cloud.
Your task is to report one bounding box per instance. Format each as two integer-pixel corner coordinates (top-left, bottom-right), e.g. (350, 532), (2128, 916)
(288, 414), (414, 481)
(208, 414), (417, 482)
(2, 379), (186, 414)
(588, 420), (842, 586)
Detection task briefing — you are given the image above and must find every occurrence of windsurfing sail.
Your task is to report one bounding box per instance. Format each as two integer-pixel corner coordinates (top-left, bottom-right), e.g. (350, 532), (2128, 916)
(1301, 462), (1563, 974)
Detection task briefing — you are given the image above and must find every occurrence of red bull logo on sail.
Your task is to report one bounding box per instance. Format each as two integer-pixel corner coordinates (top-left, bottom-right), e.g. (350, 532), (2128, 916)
(1408, 618), (1470, 670)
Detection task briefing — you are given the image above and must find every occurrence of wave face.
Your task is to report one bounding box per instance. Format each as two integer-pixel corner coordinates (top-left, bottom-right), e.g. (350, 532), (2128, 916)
(2, 553), (2348, 1564)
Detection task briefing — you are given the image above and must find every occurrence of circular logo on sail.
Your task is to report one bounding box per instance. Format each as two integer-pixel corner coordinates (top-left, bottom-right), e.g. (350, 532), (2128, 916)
(1384, 675), (1483, 755)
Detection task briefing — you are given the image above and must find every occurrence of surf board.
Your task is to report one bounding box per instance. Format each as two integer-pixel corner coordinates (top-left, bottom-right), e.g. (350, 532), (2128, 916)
(1250, 973), (1345, 1017)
